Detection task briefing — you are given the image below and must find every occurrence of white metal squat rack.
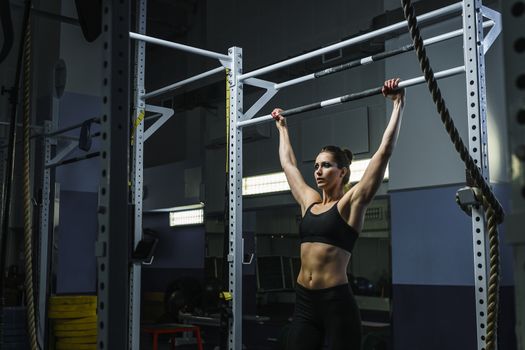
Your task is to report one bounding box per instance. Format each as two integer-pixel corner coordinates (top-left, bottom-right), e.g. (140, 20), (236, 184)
(89, 0), (503, 349)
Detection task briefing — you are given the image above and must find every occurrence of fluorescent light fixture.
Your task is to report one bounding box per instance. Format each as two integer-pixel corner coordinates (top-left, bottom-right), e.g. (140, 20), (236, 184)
(242, 172), (290, 196)
(168, 203), (205, 226)
(350, 159), (389, 183)
(169, 209), (204, 226)
(241, 159), (388, 196)
(145, 202), (204, 213)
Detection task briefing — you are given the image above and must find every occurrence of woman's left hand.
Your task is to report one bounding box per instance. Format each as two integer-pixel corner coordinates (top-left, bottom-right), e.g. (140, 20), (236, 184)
(382, 78), (405, 104)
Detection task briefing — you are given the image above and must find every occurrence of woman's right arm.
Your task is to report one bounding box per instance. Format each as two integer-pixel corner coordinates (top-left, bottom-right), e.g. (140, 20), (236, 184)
(272, 108), (320, 212)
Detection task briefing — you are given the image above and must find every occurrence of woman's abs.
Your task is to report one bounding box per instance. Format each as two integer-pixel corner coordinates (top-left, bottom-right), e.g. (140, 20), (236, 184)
(297, 242), (350, 289)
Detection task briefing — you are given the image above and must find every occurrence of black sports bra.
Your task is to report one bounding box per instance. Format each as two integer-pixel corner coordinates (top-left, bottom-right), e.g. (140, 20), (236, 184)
(299, 202), (359, 253)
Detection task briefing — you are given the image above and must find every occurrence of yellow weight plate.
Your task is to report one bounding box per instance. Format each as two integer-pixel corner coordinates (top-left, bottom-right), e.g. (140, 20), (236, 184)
(56, 342), (96, 350)
(54, 321), (97, 331)
(48, 310), (96, 319)
(55, 328), (97, 337)
(54, 316), (97, 325)
(49, 296), (97, 305)
(49, 303), (96, 313)
(56, 336), (97, 344)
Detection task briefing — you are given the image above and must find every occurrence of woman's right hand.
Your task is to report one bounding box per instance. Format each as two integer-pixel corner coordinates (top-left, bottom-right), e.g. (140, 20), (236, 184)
(271, 108), (286, 129)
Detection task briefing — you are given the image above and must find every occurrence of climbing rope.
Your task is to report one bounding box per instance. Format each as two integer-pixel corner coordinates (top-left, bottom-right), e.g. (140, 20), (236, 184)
(21, 15), (38, 350)
(401, 1), (502, 348)
(0, 1), (32, 345)
(483, 194), (500, 348)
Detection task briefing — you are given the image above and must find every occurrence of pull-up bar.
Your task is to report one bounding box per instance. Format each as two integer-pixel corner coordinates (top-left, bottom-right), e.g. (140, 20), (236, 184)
(129, 32), (231, 62)
(0, 117), (100, 150)
(237, 65), (465, 128)
(42, 117), (100, 138)
(274, 20), (493, 91)
(45, 151), (100, 169)
(143, 66), (225, 100)
(238, 2), (462, 81)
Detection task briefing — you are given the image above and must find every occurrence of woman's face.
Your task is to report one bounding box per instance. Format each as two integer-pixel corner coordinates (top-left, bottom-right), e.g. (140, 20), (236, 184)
(314, 152), (345, 189)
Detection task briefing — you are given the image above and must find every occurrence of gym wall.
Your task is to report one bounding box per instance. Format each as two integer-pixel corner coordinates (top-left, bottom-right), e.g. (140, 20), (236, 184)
(385, 9), (516, 350)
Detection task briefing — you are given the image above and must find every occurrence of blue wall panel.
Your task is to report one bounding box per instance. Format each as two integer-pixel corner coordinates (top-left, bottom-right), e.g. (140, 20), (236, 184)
(390, 185), (474, 286)
(390, 184), (516, 349)
(390, 184), (513, 286)
(143, 213), (205, 269)
(392, 285), (516, 350)
(56, 92), (101, 193)
(56, 191), (98, 293)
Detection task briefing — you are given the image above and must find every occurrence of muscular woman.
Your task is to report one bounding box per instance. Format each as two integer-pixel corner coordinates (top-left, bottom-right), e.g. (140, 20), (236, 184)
(272, 78), (405, 349)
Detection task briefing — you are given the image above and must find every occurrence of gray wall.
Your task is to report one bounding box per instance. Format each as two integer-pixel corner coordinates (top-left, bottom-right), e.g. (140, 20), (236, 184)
(55, 92), (101, 192)
(206, 0), (384, 72)
(143, 106), (205, 210)
(386, 16), (509, 189)
(56, 191), (98, 293)
(46, 1), (104, 294)
(59, 1), (104, 96)
(142, 0), (392, 214)
(54, 92), (102, 293)
(382, 4), (515, 348)
(143, 213), (205, 269)
(382, 4), (513, 287)
(201, 0), (389, 213)
(391, 184), (514, 287)
(0, 0), (63, 268)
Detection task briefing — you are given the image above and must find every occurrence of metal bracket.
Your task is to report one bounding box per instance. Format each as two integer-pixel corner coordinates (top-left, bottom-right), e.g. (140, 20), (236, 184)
(226, 50), (240, 89)
(219, 59), (231, 69)
(481, 6), (502, 54)
(144, 104), (175, 141)
(241, 78), (278, 122)
(241, 238), (254, 265)
(46, 141), (78, 167)
(456, 186), (482, 216)
(94, 241), (107, 258)
(142, 255), (155, 265)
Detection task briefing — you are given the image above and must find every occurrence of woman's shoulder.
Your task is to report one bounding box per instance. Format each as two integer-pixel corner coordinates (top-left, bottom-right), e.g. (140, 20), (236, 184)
(336, 188), (365, 217)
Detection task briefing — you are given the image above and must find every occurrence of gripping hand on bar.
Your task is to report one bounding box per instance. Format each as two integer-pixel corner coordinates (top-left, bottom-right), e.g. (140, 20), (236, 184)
(238, 66), (463, 128)
(270, 78), (405, 123)
(382, 78), (405, 106)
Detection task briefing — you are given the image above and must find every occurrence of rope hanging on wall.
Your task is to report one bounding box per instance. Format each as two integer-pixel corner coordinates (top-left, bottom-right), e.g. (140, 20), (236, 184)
(21, 13), (38, 350)
(401, 1), (502, 348)
(0, 1), (34, 347)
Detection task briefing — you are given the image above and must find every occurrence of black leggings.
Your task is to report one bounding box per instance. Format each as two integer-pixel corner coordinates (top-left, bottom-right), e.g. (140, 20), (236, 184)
(285, 283), (362, 350)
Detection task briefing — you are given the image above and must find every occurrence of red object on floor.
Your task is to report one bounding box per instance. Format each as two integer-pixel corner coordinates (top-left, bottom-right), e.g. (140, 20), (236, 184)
(142, 323), (203, 350)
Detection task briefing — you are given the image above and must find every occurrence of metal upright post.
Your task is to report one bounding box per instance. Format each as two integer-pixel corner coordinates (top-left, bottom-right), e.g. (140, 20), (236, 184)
(463, 0), (492, 348)
(227, 46), (243, 350)
(130, 0), (147, 348)
(37, 119), (55, 347)
(97, 0), (131, 349)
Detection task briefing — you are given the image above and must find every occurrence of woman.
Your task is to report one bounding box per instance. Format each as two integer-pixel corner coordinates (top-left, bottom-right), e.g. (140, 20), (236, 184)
(272, 78), (405, 349)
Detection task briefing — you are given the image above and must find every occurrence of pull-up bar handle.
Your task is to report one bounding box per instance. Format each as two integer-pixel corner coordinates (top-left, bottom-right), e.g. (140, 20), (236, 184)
(237, 66), (465, 128)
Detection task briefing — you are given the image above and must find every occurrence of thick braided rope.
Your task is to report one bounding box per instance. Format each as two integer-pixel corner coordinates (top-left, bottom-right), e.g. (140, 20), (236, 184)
(483, 195), (500, 348)
(401, 0), (504, 223)
(22, 17), (38, 350)
(401, 1), (501, 348)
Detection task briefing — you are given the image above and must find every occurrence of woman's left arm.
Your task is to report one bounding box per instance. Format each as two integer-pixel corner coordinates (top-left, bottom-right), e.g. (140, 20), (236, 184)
(350, 78), (405, 206)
